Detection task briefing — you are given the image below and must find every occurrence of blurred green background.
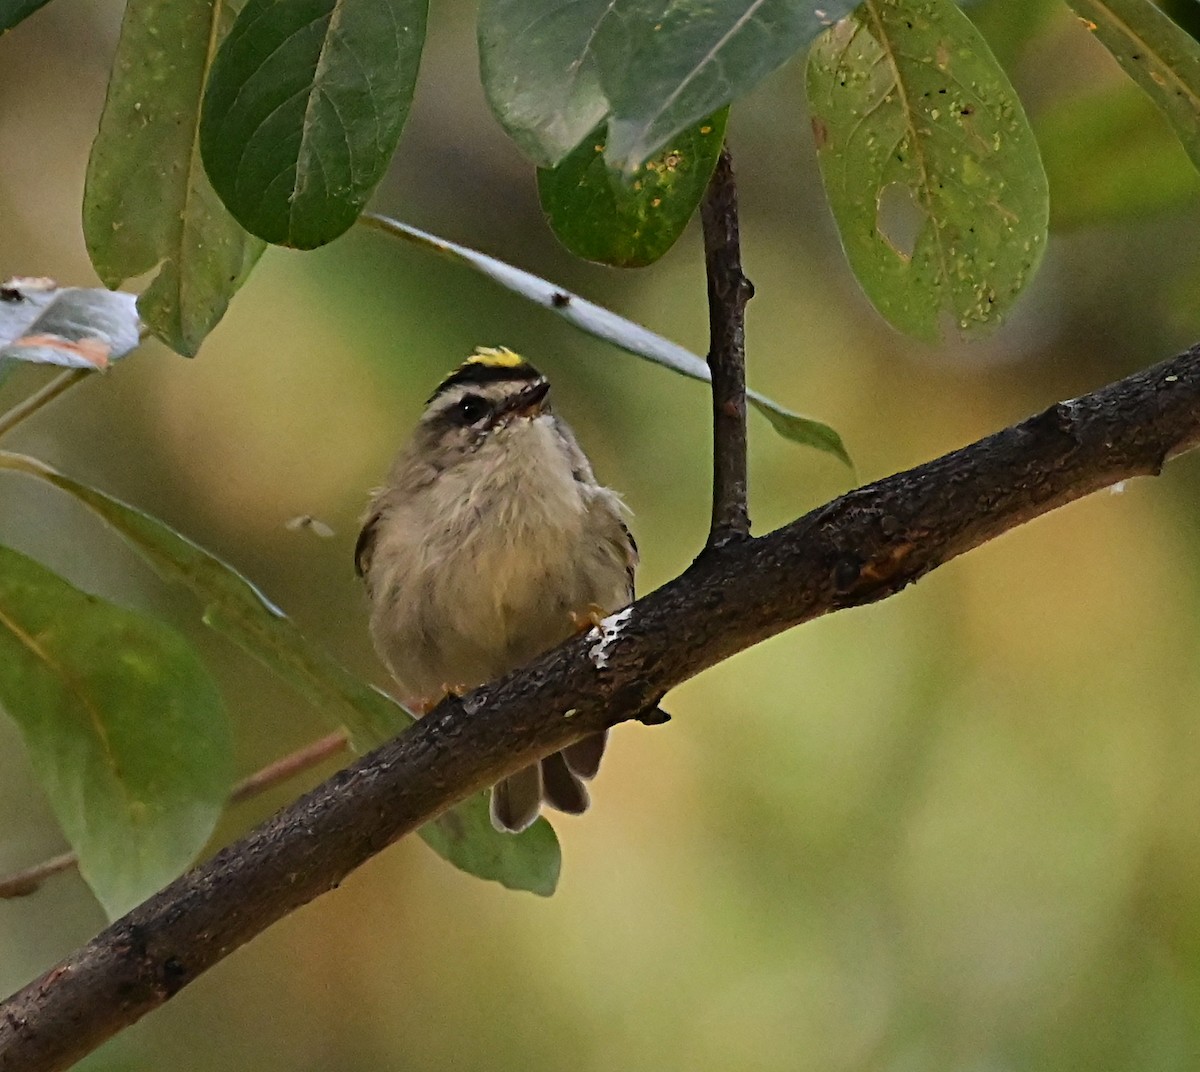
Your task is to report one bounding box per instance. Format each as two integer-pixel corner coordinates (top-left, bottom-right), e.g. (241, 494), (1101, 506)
(6, 1), (1200, 1069)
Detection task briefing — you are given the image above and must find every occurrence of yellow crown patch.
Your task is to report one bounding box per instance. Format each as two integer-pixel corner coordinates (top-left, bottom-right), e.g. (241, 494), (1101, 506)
(428, 346), (544, 402)
(467, 346), (527, 369)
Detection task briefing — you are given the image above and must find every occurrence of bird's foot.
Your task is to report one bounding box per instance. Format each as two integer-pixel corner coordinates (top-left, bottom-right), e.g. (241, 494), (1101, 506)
(569, 604), (608, 633)
(408, 684), (469, 716)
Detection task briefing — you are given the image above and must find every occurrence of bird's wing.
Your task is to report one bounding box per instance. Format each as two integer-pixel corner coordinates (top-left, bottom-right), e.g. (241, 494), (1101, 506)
(354, 509), (381, 579)
(620, 519), (638, 600)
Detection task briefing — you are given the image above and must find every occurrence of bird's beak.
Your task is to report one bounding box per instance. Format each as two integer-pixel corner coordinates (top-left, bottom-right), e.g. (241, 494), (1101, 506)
(505, 379), (550, 419)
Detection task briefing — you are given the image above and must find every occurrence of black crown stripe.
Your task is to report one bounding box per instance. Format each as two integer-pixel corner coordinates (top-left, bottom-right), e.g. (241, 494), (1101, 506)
(427, 359), (544, 403)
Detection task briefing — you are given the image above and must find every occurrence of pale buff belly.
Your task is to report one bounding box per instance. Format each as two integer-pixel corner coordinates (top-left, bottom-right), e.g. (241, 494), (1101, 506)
(366, 417), (630, 704)
(371, 506), (626, 703)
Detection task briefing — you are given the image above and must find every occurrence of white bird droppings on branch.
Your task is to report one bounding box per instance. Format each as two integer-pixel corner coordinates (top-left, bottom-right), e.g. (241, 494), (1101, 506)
(589, 608), (633, 670)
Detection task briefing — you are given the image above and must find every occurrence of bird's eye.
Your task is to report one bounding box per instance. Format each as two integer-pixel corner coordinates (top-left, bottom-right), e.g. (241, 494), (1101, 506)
(454, 394), (491, 425)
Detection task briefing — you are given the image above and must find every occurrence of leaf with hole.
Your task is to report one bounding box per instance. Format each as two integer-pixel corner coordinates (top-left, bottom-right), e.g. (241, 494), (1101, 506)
(538, 111), (727, 267)
(200, 0), (427, 248)
(807, 0), (1048, 341)
(0, 544), (231, 918)
(0, 452), (561, 897)
(84, 0), (265, 357)
(1064, 0), (1200, 176)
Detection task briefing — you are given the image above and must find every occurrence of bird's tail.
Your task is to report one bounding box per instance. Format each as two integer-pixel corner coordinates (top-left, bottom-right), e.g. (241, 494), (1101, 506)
(489, 730), (609, 833)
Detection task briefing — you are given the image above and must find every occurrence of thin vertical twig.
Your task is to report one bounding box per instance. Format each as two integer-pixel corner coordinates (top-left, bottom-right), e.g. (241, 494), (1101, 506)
(699, 146), (754, 548)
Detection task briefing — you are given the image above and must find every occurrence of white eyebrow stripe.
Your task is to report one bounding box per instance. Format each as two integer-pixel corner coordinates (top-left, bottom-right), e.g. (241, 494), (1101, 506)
(422, 383), (474, 419)
(421, 377), (548, 422)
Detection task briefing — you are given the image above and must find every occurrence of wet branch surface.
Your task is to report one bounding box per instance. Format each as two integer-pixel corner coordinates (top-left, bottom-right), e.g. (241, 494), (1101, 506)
(5, 344), (1200, 1071)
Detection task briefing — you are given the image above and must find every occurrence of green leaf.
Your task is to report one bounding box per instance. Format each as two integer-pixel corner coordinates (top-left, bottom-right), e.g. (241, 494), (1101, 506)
(0, 0), (51, 33)
(418, 793), (560, 897)
(200, 0), (427, 248)
(360, 215), (852, 467)
(1161, 0), (1200, 45)
(0, 451), (561, 896)
(1037, 85), (1200, 228)
(479, 0), (856, 172)
(598, 0), (858, 173)
(1064, 0), (1200, 175)
(478, 0), (612, 168)
(807, 0), (1049, 341)
(0, 544), (231, 918)
(83, 0), (264, 358)
(755, 401), (854, 467)
(537, 111), (727, 267)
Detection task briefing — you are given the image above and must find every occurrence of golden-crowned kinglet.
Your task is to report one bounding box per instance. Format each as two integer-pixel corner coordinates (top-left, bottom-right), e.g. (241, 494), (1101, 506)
(355, 347), (636, 833)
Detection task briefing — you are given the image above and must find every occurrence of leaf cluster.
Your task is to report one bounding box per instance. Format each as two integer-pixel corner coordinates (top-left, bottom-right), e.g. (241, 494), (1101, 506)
(2, 0), (1200, 912)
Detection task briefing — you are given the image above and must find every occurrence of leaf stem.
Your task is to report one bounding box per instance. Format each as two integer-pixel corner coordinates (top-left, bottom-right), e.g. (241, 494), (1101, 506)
(0, 369), (92, 442)
(0, 852), (77, 899)
(0, 730), (349, 900)
(227, 730), (349, 804)
(699, 146), (753, 547)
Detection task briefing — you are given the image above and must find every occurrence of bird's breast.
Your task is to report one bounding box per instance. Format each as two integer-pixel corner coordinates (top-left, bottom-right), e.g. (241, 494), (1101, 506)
(371, 420), (602, 693)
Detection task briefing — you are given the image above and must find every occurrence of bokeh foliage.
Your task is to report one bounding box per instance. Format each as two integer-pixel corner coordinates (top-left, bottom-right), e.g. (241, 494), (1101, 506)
(4, 0), (1200, 1068)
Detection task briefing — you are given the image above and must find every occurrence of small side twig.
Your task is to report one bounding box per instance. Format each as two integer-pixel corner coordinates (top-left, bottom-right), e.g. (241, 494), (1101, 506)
(0, 730), (349, 900)
(699, 145), (753, 548)
(228, 730), (349, 804)
(0, 853), (76, 899)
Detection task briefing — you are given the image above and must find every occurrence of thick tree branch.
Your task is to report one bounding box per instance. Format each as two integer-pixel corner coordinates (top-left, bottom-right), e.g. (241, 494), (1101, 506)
(700, 146), (753, 547)
(5, 344), (1200, 1072)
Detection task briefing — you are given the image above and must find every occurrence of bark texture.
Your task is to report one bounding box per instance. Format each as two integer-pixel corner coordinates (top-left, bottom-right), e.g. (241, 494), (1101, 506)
(699, 146), (753, 546)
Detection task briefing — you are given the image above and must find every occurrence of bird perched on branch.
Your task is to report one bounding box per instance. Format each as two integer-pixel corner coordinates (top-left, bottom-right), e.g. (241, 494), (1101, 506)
(355, 346), (636, 833)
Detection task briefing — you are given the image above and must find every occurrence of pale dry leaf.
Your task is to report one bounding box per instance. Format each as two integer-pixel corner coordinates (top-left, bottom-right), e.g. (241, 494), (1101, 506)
(0, 278), (141, 371)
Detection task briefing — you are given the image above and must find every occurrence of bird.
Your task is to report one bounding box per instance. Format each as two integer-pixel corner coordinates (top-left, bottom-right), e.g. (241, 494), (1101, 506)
(355, 346), (637, 833)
